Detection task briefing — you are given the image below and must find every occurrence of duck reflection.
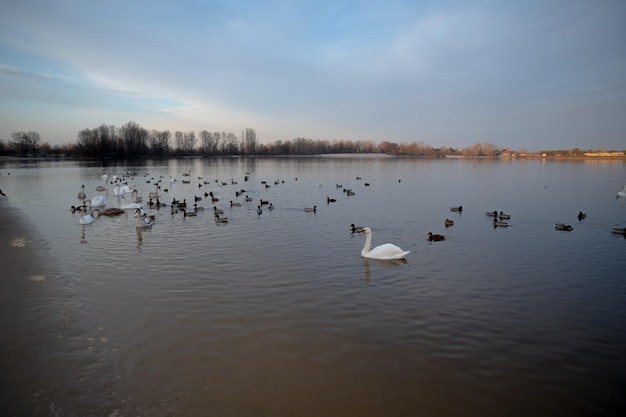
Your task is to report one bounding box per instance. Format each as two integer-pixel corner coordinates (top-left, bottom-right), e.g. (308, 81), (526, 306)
(361, 257), (407, 284)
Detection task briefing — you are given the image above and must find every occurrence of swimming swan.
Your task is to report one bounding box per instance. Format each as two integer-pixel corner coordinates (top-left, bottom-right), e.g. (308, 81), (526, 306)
(79, 206), (94, 224)
(85, 196), (106, 207)
(358, 227), (410, 260)
(134, 208), (154, 228)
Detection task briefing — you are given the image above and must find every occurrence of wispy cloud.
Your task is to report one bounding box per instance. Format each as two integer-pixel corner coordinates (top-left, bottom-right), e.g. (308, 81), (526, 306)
(1, 0), (625, 149)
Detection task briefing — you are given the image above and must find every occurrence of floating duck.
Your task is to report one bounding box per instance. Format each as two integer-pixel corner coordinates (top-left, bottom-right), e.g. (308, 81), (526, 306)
(350, 224), (365, 233)
(493, 219), (509, 228)
(427, 232), (445, 241)
(555, 223), (573, 231)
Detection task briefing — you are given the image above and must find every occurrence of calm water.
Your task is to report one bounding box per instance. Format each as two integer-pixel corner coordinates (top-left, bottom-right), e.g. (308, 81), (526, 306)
(1, 156), (625, 416)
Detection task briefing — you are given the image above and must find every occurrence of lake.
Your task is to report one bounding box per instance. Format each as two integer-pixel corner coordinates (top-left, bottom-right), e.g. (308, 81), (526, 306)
(1, 156), (625, 417)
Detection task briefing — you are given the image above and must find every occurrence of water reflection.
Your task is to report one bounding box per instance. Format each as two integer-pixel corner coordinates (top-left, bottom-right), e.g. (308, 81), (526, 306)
(80, 224), (87, 243)
(361, 257), (407, 283)
(136, 227), (143, 249)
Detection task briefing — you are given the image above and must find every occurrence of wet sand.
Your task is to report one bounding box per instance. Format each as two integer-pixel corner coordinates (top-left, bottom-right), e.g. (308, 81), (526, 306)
(0, 198), (68, 415)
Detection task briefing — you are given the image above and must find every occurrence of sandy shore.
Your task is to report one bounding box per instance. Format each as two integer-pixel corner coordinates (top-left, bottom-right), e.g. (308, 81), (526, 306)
(0, 197), (50, 281)
(0, 197), (65, 414)
(0, 197), (43, 279)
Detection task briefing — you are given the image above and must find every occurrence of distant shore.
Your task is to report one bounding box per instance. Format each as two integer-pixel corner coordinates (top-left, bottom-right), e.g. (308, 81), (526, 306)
(1, 153), (625, 162)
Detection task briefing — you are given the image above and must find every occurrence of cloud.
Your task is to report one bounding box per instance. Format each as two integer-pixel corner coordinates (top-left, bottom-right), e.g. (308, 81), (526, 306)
(0, 0), (625, 149)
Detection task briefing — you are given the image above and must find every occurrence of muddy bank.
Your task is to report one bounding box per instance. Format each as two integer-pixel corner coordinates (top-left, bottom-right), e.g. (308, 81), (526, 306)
(0, 198), (74, 416)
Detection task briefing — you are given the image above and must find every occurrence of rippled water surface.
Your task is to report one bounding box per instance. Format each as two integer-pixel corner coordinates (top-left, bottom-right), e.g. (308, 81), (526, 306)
(1, 157), (625, 416)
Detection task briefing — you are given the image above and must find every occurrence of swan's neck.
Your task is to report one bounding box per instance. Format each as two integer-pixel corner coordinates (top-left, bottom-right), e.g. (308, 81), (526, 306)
(361, 232), (372, 256)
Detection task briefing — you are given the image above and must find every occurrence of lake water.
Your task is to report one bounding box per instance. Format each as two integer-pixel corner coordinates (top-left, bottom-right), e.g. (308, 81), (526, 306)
(1, 156), (625, 416)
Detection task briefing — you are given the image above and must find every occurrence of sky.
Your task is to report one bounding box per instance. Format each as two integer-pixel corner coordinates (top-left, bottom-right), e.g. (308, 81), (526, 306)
(1, 0), (625, 151)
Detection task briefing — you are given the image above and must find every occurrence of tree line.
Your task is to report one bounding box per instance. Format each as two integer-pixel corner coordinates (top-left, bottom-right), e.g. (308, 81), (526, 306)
(2, 121), (623, 159)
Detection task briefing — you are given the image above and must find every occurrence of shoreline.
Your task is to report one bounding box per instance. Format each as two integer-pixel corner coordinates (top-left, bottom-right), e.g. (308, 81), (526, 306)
(1, 154), (625, 162)
(0, 197), (63, 414)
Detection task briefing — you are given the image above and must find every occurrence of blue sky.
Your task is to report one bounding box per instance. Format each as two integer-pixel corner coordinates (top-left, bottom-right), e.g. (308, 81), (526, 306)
(1, 0), (624, 151)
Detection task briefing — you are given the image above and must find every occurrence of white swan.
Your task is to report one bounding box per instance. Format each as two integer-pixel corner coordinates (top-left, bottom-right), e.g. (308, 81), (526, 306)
(617, 185), (626, 198)
(85, 196), (106, 207)
(358, 227), (410, 260)
(113, 184), (132, 196)
(122, 202), (142, 210)
(79, 207), (94, 224)
(134, 208), (154, 228)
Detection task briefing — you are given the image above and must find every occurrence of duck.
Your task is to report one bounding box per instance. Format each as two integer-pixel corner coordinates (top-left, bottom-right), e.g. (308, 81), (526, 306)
(427, 232), (445, 241)
(327, 197), (336, 203)
(304, 205), (317, 213)
(577, 211), (587, 221)
(555, 223), (573, 231)
(499, 211), (511, 220)
(350, 224), (365, 233)
(215, 214), (228, 223)
(610, 227), (626, 235)
(256, 205), (263, 215)
(268, 203), (274, 211)
(213, 206), (224, 215)
(493, 219), (509, 228)
(450, 206), (463, 212)
(485, 210), (498, 217)
(444, 219), (454, 227)
(230, 200), (242, 207)
(193, 203), (205, 211)
(180, 208), (197, 217)
(245, 195), (253, 202)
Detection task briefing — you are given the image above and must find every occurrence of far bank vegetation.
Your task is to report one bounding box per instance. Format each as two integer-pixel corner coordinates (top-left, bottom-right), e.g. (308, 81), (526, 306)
(1, 121), (624, 160)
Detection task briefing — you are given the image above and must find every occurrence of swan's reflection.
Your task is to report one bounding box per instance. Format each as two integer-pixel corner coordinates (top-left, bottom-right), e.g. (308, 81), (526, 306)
(361, 257), (407, 284)
(136, 227), (143, 250)
(80, 225), (87, 244)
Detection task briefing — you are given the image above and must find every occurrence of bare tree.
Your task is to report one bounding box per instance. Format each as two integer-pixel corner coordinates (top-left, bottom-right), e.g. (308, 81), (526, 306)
(149, 130), (171, 156)
(183, 131), (196, 154)
(119, 121), (148, 157)
(10, 131), (41, 157)
(243, 128), (257, 155)
(174, 131), (184, 154)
